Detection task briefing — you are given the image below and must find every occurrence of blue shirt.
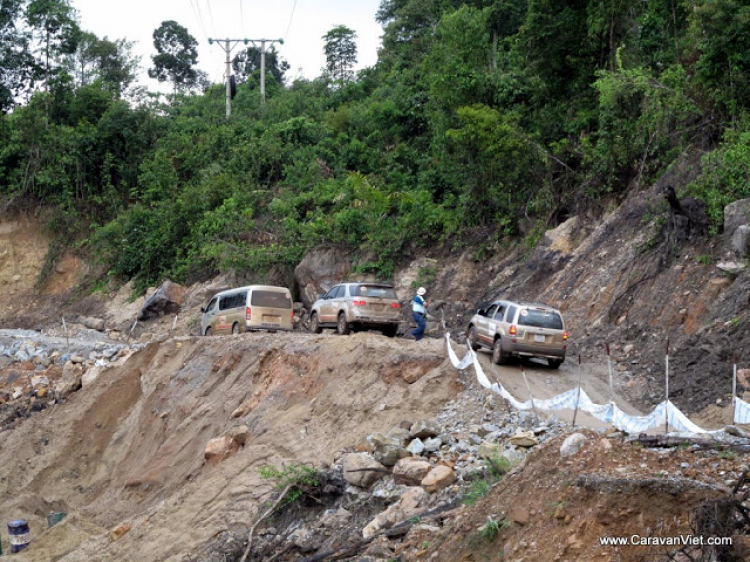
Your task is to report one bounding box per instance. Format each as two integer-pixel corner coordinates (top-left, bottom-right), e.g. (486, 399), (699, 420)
(412, 295), (425, 314)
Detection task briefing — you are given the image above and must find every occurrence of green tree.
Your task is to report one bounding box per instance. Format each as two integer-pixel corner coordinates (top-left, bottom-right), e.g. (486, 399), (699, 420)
(0, 0), (34, 112)
(322, 25), (357, 84)
(148, 20), (199, 92)
(232, 45), (289, 85)
(66, 32), (138, 95)
(26, 0), (80, 90)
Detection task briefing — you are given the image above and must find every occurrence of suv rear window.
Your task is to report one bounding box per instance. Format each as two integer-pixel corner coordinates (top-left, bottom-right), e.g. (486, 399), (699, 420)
(352, 285), (397, 299)
(518, 308), (563, 330)
(251, 290), (291, 308)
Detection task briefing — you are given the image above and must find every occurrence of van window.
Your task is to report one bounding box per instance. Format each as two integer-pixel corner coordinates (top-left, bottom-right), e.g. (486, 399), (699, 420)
(219, 292), (247, 310)
(251, 290), (291, 308)
(518, 308), (563, 330)
(353, 285), (397, 299)
(205, 298), (217, 313)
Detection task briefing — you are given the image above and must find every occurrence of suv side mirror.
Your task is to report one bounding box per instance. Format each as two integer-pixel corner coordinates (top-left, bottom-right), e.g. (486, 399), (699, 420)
(318, 293), (325, 300)
(477, 308), (486, 317)
(200, 306), (205, 313)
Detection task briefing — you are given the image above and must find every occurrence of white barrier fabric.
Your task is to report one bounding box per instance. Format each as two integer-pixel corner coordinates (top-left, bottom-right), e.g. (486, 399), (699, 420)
(445, 334), (730, 435)
(735, 397), (750, 424)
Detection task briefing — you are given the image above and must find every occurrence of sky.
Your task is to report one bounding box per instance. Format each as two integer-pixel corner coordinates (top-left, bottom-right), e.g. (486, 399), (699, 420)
(69, 0), (384, 88)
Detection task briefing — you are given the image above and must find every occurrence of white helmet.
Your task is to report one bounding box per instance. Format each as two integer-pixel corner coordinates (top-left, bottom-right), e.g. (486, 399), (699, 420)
(417, 287), (427, 296)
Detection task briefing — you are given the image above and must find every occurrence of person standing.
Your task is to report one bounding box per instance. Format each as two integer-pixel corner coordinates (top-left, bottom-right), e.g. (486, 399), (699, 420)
(411, 287), (428, 341)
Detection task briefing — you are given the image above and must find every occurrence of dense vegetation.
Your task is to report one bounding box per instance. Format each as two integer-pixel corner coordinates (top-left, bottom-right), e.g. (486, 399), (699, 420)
(2, 0), (750, 290)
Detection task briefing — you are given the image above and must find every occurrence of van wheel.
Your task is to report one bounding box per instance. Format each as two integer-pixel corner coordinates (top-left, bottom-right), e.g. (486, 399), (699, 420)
(232, 322), (240, 335)
(204, 327), (213, 336)
(548, 358), (563, 369)
(337, 313), (351, 335)
(492, 338), (508, 365)
(310, 313), (323, 334)
(467, 325), (480, 351)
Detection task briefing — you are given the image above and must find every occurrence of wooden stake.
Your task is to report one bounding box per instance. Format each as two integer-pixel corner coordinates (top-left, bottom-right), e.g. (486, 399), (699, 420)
(572, 354), (583, 427)
(606, 342), (614, 403)
(521, 365), (538, 424)
(665, 339), (670, 434)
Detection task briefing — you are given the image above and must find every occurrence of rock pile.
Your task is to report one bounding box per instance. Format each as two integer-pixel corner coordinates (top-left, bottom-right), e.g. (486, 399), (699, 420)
(0, 332), (142, 428)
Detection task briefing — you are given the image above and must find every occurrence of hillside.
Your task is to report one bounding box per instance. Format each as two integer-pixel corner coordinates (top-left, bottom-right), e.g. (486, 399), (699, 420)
(0, 181), (749, 560)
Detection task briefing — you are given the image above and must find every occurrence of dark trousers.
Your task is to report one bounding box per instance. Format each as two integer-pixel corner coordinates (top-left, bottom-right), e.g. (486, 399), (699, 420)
(411, 312), (426, 341)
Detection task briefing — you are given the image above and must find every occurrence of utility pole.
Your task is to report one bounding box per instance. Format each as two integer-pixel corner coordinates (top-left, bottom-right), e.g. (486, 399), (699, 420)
(208, 37), (247, 119)
(208, 37), (284, 113)
(248, 38), (284, 104)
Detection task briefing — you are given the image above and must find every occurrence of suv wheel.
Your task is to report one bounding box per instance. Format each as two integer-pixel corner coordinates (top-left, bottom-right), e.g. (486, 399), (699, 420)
(548, 358), (563, 369)
(337, 313), (351, 335)
(467, 325), (480, 351)
(204, 327), (213, 336)
(492, 338), (508, 365)
(232, 322), (240, 335)
(381, 324), (398, 338)
(310, 312), (323, 334)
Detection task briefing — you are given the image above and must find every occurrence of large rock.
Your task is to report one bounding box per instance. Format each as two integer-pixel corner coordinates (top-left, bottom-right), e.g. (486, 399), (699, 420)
(724, 198), (750, 255)
(543, 216), (582, 255)
(367, 433), (410, 467)
(342, 453), (386, 488)
(409, 419), (440, 440)
(560, 433), (588, 457)
(509, 430), (538, 448)
(294, 245), (353, 308)
(421, 465), (456, 493)
(204, 435), (238, 464)
(730, 225), (750, 257)
(362, 487), (429, 538)
(393, 457), (432, 486)
(137, 280), (186, 321)
(79, 316), (105, 332)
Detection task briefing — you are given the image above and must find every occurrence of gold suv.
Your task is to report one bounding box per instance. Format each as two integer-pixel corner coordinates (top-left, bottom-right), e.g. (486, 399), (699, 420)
(466, 300), (568, 368)
(310, 282), (402, 337)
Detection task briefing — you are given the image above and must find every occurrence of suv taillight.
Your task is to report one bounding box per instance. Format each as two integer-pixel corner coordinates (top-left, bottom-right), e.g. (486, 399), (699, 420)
(353, 300), (366, 306)
(246, 307), (251, 320)
(509, 325), (517, 336)
(391, 302), (401, 308)
(563, 331), (568, 341)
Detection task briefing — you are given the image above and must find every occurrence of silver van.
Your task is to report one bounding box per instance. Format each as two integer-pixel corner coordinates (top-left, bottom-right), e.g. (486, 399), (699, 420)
(201, 285), (293, 336)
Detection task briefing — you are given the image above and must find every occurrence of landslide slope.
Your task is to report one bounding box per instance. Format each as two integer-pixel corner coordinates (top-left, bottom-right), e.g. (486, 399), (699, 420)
(0, 332), (455, 561)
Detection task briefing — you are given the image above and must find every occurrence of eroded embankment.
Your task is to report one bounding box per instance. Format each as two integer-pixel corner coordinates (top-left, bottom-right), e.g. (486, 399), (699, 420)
(0, 332), (456, 561)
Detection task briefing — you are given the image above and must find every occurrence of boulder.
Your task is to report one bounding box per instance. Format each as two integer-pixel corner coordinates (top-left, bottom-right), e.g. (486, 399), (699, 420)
(137, 280), (186, 321)
(724, 198), (750, 254)
(423, 436), (442, 453)
(409, 419), (440, 440)
(542, 216), (581, 255)
(731, 225), (750, 257)
(230, 425), (250, 446)
(362, 487), (429, 538)
(478, 441), (500, 460)
(342, 453), (386, 488)
(560, 433), (588, 457)
(367, 433), (410, 467)
(79, 316), (105, 332)
(55, 362), (83, 398)
(294, 245), (353, 308)
(204, 435), (239, 464)
(509, 430), (538, 448)
(421, 465), (456, 493)
(406, 438), (425, 455)
(392, 457), (431, 486)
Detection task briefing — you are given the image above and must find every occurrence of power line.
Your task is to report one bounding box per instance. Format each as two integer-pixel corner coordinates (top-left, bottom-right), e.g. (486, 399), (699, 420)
(188, 0), (209, 41)
(205, 0), (215, 35)
(284, 0), (298, 40)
